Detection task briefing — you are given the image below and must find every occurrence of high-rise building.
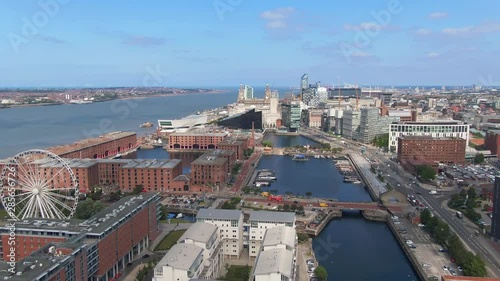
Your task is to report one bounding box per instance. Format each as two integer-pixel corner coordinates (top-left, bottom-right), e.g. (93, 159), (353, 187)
(342, 110), (361, 140)
(281, 101), (302, 132)
(244, 85), (254, 100)
(342, 108), (398, 143)
(492, 177), (500, 241)
(302, 82), (328, 108)
(300, 74), (308, 91)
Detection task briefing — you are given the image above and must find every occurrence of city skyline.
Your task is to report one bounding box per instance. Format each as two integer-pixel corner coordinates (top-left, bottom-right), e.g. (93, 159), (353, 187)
(1, 1), (500, 87)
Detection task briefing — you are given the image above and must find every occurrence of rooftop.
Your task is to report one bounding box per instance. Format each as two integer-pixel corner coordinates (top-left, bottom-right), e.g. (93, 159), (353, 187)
(121, 158), (181, 169)
(170, 131), (227, 137)
(197, 209), (242, 221)
(391, 121), (466, 125)
(48, 131), (136, 155)
(179, 222), (217, 244)
(192, 154), (228, 166)
(156, 243), (203, 271)
(253, 248), (293, 278)
(262, 226), (296, 249)
(440, 276), (500, 281)
(249, 211), (295, 224)
(399, 135), (465, 141)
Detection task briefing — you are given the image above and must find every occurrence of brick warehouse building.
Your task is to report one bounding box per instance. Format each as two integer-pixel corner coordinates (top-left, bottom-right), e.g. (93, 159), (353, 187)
(190, 152), (229, 192)
(218, 136), (250, 160)
(167, 131), (227, 151)
(397, 135), (466, 165)
(32, 158), (183, 193)
(48, 131), (138, 159)
(0, 193), (161, 281)
(485, 130), (500, 157)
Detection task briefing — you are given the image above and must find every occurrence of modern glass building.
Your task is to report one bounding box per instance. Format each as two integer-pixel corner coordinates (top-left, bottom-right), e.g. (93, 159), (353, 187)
(244, 85), (254, 100)
(281, 101), (301, 132)
(218, 109), (262, 129)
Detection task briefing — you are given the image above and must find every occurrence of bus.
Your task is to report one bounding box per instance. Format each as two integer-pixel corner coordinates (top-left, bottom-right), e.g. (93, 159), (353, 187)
(456, 211), (463, 219)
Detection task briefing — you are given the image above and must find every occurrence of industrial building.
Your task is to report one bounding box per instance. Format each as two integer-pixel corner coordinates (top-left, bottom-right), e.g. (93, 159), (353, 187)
(167, 131), (228, 151)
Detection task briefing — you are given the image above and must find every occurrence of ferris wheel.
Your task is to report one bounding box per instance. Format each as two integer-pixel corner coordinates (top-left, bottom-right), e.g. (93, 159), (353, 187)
(0, 149), (79, 221)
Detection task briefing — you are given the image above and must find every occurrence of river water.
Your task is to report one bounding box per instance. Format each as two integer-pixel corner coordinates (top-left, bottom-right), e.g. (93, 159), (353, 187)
(1, 93), (419, 280)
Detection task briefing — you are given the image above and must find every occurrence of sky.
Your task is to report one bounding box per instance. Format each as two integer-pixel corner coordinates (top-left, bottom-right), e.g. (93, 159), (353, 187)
(1, 0), (500, 88)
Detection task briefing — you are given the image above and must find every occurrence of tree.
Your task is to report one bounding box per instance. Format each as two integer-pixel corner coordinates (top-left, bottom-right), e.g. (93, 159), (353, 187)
(132, 185), (144, 195)
(314, 266), (328, 281)
(297, 205), (304, 212)
(283, 204), (290, 211)
(417, 165), (436, 181)
(434, 221), (451, 244)
(420, 209), (431, 225)
(108, 190), (121, 202)
(467, 188), (477, 200)
(473, 153), (485, 164)
(463, 255), (487, 277)
(290, 204), (297, 211)
(262, 140), (273, 147)
(75, 199), (104, 219)
(305, 192), (313, 197)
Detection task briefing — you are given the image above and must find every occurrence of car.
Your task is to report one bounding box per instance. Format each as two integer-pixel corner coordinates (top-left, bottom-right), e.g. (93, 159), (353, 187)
(438, 248), (448, 253)
(422, 263), (430, 267)
(126, 262), (133, 268)
(142, 254), (150, 259)
(457, 266), (463, 272)
(442, 265), (448, 270)
(416, 191), (422, 195)
(449, 269), (457, 276)
(308, 267), (316, 273)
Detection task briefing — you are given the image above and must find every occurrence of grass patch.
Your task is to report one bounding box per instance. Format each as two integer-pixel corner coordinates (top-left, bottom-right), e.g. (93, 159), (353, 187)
(154, 229), (187, 251)
(220, 265), (251, 281)
(160, 218), (192, 224)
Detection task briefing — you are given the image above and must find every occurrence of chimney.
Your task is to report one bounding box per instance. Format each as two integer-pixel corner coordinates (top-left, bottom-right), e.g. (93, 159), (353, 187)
(250, 122), (255, 148)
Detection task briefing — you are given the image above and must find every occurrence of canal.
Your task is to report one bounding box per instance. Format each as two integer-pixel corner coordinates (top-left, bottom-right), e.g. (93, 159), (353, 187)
(258, 133), (419, 281)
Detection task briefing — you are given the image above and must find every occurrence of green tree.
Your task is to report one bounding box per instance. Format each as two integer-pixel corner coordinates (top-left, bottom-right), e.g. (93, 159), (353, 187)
(283, 204), (290, 211)
(305, 192), (313, 197)
(290, 204), (297, 211)
(132, 185), (144, 195)
(75, 199), (104, 219)
(297, 205), (304, 212)
(262, 140), (273, 147)
(434, 221), (451, 244)
(417, 165), (436, 180)
(420, 209), (431, 225)
(473, 153), (485, 164)
(463, 255), (487, 277)
(467, 188), (477, 200)
(314, 266), (328, 281)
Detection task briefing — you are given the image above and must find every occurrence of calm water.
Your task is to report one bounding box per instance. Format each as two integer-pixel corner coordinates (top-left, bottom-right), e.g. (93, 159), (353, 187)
(0, 92), (236, 158)
(256, 156), (372, 201)
(263, 131), (318, 147)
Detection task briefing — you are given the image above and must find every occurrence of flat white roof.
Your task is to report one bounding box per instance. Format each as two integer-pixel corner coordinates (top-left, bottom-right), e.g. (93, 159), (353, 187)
(253, 248), (294, 278)
(262, 226), (296, 249)
(249, 211), (295, 224)
(156, 244), (203, 271)
(179, 222), (217, 244)
(197, 209), (242, 221)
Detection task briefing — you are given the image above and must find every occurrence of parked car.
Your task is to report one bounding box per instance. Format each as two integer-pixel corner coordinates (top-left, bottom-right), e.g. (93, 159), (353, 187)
(142, 254), (150, 259)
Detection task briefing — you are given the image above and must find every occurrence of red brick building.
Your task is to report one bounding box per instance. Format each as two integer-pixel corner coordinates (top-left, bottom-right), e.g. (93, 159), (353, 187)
(167, 132), (227, 151)
(190, 152), (229, 192)
(48, 131), (137, 159)
(218, 138), (249, 160)
(397, 136), (466, 165)
(0, 193), (161, 281)
(485, 130), (500, 156)
(118, 159), (182, 193)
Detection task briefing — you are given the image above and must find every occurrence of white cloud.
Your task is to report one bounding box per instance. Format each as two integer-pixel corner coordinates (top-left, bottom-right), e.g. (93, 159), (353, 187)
(260, 7), (295, 29)
(343, 22), (397, 31)
(441, 21), (500, 36)
(427, 52), (440, 58)
(352, 51), (371, 57)
(428, 12), (448, 19)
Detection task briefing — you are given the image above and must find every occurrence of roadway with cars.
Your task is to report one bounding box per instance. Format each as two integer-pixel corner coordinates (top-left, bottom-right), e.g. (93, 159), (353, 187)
(300, 127), (500, 277)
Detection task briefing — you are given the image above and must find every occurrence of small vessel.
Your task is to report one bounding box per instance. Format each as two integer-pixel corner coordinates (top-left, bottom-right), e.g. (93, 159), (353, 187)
(176, 213), (184, 219)
(292, 154), (309, 161)
(255, 181), (271, 187)
(140, 122), (153, 128)
(353, 181), (362, 184)
(257, 176), (277, 181)
(69, 99), (92, 104)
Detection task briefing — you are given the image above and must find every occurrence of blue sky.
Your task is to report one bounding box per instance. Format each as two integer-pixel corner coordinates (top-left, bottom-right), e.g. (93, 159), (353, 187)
(1, 0), (500, 87)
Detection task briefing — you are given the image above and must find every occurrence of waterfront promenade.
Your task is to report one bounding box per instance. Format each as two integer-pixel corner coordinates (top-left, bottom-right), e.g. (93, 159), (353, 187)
(348, 153), (387, 199)
(231, 149), (262, 193)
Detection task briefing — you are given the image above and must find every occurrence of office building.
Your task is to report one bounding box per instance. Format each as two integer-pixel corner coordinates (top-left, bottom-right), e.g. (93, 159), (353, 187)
(397, 136), (466, 165)
(302, 82), (328, 108)
(343, 108), (399, 143)
(306, 109), (323, 128)
(218, 109), (263, 130)
(492, 177), (500, 241)
(248, 211), (296, 257)
(342, 110), (360, 140)
(196, 209), (244, 258)
(388, 121), (470, 152)
(300, 74), (308, 92)
(281, 101), (301, 132)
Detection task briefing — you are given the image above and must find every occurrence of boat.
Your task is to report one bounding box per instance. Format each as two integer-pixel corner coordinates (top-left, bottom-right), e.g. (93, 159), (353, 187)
(255, 181), (271, 187)
(257, 176), (277, 181)
(176, 213), (184, 219)
(69, 99), (92, 104)
(140, 122), (153, 128)
(353, 181), (362, 184)
(314, 155), (320, 159)
(292, 154), (309, 161)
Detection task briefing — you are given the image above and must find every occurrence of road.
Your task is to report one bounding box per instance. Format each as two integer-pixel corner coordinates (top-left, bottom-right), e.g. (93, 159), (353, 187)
(300, 127), (500, 277)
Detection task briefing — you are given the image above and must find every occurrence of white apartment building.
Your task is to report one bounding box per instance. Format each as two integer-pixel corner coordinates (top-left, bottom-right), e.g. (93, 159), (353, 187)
(388, 121), (470, 152)
(178, 222), (224, 279)
(261, 226), (297, 253)
(248, 211), (296, 257)
(196, 209), (244, 258)
(153, 243), (204, 281)
(252, 248), (295, 281)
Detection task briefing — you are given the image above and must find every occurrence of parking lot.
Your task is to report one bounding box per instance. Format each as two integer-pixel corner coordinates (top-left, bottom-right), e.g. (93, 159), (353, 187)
(396, 215), (463, 279)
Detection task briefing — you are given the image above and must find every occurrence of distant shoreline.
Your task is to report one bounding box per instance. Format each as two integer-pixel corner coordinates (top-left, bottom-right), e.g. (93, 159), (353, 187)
(2, 90), (231, 109)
